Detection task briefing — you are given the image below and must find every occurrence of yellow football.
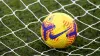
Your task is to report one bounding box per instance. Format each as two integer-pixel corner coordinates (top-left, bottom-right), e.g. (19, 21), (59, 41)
(41, 12), (77, 48)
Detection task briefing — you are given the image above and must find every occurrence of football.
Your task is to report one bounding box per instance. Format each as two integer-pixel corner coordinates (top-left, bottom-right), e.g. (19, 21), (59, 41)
(41, 12), (77, 48)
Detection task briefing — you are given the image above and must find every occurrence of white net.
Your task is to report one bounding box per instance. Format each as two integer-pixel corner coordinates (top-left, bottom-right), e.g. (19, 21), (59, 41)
(0, 0), (100, 56)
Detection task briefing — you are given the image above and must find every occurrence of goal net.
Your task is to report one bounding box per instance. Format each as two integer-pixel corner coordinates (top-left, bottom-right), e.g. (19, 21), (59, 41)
(0, 0), (100, 56)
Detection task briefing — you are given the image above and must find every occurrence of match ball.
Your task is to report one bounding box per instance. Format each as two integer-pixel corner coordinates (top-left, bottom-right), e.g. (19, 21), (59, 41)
(41, 12), (77, 48)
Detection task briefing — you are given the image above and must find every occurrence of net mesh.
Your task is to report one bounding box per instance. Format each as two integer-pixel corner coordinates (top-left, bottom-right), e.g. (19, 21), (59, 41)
(0, 0), (100, 56)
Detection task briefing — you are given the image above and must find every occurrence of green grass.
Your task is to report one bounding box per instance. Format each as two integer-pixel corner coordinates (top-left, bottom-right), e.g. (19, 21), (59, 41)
(0, 0), (100, 56)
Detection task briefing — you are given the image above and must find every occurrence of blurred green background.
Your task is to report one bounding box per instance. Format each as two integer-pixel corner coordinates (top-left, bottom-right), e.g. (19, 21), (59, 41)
(0, 0), (100, 56)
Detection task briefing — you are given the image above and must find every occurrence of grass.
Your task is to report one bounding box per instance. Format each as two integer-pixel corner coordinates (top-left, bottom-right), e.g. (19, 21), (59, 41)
(0, 0), (100, 56)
